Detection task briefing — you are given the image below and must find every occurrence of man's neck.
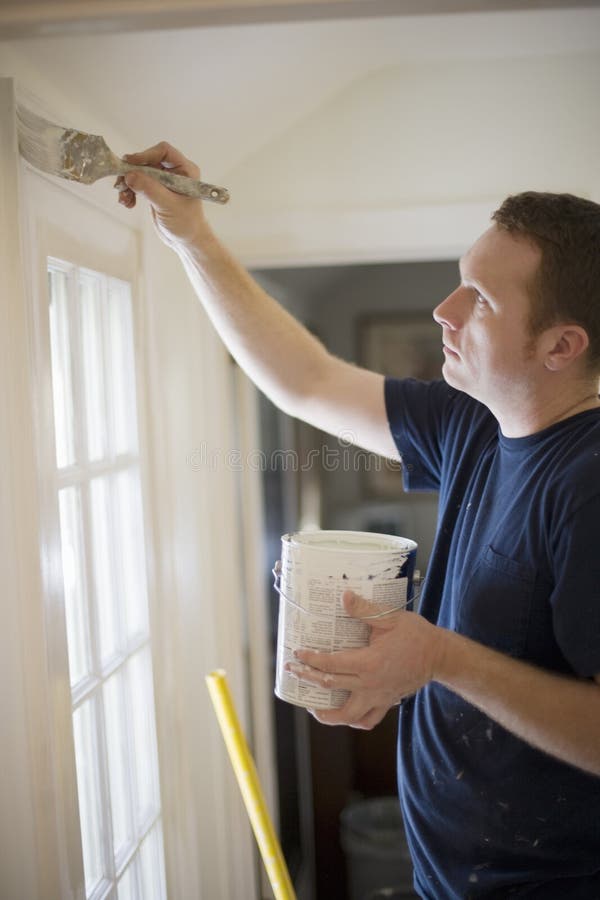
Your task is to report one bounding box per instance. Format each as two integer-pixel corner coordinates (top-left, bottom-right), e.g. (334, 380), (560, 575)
(495, 382), (600, 438)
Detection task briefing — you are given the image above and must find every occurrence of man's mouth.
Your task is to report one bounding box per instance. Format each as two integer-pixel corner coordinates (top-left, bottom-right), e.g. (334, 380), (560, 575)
(443, 344), (460, 359)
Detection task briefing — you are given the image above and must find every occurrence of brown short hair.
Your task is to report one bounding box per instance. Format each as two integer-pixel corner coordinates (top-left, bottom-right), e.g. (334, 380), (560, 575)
(491, 192), (600, 374)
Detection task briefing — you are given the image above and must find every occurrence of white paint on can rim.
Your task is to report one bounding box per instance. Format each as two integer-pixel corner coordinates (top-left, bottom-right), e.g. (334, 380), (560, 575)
(274, 530), (418, 710)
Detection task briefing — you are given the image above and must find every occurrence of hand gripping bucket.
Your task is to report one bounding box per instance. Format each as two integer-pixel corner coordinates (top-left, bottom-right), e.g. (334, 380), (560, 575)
(274, 530), (417, 710)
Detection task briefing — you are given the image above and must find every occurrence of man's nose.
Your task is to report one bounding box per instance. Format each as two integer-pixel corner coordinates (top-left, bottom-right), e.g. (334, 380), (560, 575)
(433, 286), (466, 330)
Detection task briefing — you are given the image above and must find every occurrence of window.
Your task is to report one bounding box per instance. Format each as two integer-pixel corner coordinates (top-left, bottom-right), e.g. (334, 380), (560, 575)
(1, 85), (270, 897)
(48, 259), (166, 900)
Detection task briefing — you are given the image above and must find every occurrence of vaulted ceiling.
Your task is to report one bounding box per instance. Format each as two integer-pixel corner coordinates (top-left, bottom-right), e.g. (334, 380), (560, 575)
(3, 5), (599, 181)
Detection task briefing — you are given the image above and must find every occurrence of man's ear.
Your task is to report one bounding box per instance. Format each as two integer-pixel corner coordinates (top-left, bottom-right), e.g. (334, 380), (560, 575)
(543, 325), (590, 372)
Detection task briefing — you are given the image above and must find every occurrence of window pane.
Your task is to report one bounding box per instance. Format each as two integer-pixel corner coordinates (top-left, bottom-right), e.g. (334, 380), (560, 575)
(115, 470), (149, 639)
(127, 648), (160, 828)
(103, 671), (134, 859)
(73, 699), (108, 894)
(58, 487), (91, 684)
(48, 268), (75, 468)
(107, 280), (138, 456)
(80, 271), (107, 461)
(139, 823), (167, 900)
(90, 476), (120, 663)
(48, 260), (165, 900)
(118, 857), (140, 900)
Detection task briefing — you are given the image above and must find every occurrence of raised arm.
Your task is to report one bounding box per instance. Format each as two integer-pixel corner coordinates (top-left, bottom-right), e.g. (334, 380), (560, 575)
(118, 143), (398, 460)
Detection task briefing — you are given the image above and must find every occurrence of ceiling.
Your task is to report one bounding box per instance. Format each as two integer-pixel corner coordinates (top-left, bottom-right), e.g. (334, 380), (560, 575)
(1, 0), (598, 40)
(3, 6), (600, 182)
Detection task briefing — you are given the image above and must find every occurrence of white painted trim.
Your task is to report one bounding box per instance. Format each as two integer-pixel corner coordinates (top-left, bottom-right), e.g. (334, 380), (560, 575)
(0, 75), (82, 900)
(234, 366), (280, 899)
(0, 0), (592, 39)
(13, 83), (145, 230)
(19, 114), (147, 900)
(202, 335), (261, 900)
(139, 226), (262, 899)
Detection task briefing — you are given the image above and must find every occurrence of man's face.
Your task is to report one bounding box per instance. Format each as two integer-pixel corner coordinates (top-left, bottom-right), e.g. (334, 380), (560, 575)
(433, 225), (544, 409)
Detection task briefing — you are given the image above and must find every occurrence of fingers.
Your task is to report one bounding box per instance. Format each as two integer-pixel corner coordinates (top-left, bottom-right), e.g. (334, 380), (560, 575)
(309, 701), (390, 730)
(122, 169), (180, 211)
(115, 176), (136, 209)
(294, 646), (368, 675)
(285, 659), (360, 692)
(309, 706), (370, 727)
(116, 142), (200, 216)
(122, 142), (200, 179)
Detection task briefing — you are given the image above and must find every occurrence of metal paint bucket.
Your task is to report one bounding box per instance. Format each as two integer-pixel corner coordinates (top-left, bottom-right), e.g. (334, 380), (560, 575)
(274, 530), (417, 710)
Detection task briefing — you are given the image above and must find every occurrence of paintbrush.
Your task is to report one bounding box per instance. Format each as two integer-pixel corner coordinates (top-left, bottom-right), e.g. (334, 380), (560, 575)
(16, 106), (229, 204)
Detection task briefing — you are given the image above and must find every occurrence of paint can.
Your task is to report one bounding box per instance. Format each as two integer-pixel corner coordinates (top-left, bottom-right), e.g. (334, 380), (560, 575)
(274, 530), (417, 710)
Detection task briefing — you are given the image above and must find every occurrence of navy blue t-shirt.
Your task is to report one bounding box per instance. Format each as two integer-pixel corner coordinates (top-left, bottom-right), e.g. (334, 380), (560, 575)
(385, 378), (600, 899)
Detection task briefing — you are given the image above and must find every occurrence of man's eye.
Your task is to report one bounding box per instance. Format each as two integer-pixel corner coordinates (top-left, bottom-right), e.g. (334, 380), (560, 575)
(475, 293), (488, 307)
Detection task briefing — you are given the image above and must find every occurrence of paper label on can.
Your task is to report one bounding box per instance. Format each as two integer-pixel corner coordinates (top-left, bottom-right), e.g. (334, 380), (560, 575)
(274, 531), (416, 710)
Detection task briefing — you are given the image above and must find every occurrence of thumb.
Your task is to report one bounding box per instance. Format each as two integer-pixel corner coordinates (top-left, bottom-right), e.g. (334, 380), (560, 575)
(342, 589), (402, 626)
(342, 590), (372, 618)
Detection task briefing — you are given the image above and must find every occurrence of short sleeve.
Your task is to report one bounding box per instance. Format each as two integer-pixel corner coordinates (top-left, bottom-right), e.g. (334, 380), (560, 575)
(384, 378), (464, 492)
(550, 495), (600, 677)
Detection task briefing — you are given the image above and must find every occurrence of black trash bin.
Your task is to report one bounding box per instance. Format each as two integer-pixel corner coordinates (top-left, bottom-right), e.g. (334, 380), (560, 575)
(340, 796), (417, 900)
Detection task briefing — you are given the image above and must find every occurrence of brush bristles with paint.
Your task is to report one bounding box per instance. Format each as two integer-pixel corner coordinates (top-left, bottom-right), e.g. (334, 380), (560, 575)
(16, 106), (230, 204)
(17, 107), (64, 177)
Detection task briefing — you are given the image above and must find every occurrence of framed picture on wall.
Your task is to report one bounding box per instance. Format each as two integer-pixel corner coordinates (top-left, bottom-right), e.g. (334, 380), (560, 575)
(357, 314), (444, 498)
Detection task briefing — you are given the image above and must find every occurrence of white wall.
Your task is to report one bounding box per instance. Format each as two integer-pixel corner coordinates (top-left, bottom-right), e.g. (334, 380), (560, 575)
(220, 50), (600, 264)
(227, 53), (600, 212)
(141, 234), (262, 899)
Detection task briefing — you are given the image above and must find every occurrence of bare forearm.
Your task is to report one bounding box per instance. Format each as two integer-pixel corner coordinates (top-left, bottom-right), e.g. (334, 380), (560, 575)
(122, 153), (395, 455)
(176, 222), (330, 416)
(435, 629), (600, 776)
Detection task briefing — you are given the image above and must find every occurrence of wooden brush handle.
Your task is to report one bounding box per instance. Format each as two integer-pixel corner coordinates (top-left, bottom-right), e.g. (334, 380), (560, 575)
(120, 161), (229, 204)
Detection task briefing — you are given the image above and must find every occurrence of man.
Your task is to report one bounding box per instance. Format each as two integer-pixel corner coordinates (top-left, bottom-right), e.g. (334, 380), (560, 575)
(118, 146), (600, 898)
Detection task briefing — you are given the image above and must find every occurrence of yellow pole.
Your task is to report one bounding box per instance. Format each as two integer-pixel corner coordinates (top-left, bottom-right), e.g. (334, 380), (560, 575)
(205, 669), (297, 900)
